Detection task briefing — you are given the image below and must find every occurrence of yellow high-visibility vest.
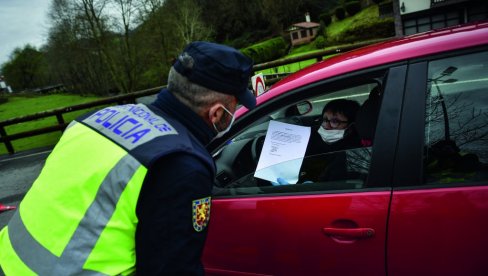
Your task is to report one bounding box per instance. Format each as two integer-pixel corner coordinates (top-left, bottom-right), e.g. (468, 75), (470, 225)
(0, 104), (214, 275)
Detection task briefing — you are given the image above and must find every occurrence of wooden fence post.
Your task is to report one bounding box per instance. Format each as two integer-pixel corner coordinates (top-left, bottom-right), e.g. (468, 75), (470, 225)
(0, 126), (14, 154)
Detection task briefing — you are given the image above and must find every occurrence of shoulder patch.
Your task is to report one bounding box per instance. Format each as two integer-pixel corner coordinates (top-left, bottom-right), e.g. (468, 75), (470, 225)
(192, 196), (211, 232)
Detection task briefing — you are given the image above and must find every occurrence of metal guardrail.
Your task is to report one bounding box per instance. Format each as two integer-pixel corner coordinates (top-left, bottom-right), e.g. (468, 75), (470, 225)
(0, 38), (389, 155)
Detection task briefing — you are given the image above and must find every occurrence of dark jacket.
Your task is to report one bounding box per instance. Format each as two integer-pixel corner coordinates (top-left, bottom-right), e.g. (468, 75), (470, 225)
(135, 89), (216, 275)
(300, 125), (361, 182)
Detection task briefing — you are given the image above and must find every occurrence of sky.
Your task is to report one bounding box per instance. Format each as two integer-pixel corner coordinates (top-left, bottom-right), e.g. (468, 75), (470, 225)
(0, 0), (51, 66)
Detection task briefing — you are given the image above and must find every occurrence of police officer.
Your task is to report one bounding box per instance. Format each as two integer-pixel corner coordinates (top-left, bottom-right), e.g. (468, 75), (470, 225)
(0, 41), (255, 275)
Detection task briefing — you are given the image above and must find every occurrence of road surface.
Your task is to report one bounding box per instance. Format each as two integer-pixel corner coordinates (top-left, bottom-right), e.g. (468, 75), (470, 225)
(0, 147), (51, 229)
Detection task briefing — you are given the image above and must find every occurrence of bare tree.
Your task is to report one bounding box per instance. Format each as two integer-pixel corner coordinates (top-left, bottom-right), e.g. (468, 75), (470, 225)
(47, 0), (114, 94)
(170, 0), (213, 50)
(109, 0), (142, 92)
(79, 0), (131, 93)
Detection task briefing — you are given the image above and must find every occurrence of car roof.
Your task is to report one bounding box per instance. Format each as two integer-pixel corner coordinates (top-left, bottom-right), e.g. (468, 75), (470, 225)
(236, 21), (488, 118)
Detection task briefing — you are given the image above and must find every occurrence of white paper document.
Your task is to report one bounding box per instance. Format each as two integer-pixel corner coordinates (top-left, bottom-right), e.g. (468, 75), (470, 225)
(254, 120), (311, 184)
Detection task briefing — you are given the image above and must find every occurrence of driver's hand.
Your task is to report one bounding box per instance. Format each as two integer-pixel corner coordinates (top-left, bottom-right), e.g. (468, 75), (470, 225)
(271, 177), (289, 186)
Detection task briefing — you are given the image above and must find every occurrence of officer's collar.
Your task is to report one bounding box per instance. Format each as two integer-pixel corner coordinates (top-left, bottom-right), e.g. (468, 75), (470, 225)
(151, 89), (214, 145)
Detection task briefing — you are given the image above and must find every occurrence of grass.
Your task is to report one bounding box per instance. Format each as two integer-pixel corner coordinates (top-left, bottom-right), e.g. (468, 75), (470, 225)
(0, 94), (101, 155)
(326, 5), (379, 42)
(255, 4), (382, 76)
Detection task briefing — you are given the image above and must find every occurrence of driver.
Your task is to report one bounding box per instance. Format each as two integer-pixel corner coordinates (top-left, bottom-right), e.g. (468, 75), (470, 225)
(308, 98), (361, 154)
(274, 99), (361, 185)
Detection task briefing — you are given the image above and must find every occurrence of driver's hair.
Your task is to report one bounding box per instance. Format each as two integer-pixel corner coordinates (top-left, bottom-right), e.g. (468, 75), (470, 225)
(322, 99), (360, 123)
(168, 67), (234, 114)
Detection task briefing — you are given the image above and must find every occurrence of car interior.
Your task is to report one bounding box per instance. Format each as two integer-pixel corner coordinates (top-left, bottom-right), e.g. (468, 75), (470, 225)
(212, 79), (384, 196)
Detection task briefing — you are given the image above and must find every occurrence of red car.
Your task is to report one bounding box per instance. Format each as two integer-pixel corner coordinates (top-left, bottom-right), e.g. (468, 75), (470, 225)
(203, 21), (488, 275)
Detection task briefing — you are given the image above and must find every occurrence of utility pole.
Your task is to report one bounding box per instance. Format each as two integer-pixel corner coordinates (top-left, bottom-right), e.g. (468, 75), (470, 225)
(392, 0), (404, 37)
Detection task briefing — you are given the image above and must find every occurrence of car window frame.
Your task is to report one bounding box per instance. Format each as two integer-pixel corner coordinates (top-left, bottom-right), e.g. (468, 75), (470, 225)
(208, 62), (409, 197)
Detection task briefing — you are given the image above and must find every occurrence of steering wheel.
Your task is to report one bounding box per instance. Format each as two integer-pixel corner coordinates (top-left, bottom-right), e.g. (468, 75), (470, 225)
(251, 133), (266, 165)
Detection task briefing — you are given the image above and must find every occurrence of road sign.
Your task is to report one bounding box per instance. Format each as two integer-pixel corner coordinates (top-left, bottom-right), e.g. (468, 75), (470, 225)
(251, 73), (266, 96)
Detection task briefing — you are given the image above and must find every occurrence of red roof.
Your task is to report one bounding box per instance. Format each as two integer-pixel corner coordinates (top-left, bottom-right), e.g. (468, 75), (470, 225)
(291, 22), (320, 29)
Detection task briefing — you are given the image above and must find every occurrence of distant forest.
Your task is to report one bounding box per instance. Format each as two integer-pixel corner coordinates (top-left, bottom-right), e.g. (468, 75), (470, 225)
(1, 0), (344, 95)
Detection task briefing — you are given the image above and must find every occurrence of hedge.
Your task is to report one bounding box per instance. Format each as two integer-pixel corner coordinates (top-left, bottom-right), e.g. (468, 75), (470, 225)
(314, 35), (327, 49)
(240, 37), (288, 64)
(340, 17), (395, 43)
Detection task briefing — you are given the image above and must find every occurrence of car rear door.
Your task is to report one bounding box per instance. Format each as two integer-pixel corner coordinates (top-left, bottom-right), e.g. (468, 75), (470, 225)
(203, 65), (408, 275)
(388, 49), (488, 275)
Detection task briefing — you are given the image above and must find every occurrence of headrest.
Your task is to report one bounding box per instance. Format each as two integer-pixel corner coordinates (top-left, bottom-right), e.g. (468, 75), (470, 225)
(355, 86), (382, 143)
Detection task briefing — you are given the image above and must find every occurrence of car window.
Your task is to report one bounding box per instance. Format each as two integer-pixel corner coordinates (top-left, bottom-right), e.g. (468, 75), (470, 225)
(213, 77), (385, 196)
(213, 147), (373, 196)
(424, 51), (488, 185)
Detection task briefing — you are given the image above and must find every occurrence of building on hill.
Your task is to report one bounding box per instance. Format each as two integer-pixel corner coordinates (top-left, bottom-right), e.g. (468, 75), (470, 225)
(0, 76), (12, 94)
(286, 12), (320, 46)
(394, 0), (488, 36)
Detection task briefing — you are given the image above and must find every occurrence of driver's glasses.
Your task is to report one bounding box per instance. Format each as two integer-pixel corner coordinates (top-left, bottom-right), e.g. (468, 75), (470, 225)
(322, 117), (348, 129)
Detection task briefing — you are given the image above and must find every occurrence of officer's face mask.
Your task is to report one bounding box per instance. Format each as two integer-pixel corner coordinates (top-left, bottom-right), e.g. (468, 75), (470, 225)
(213, 105), (235, 139)
(317, 126), (345, 144)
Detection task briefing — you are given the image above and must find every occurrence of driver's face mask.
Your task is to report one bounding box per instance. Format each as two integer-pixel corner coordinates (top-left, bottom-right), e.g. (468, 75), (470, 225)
(317, 127), (345, 144)
(213, 105), (235, 139)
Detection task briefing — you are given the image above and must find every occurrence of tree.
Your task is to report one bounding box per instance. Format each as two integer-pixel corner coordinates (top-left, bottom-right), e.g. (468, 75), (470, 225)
(167, 0), (213, 50)
(46, 0), (115, 95)
(1, 45), (49, 91)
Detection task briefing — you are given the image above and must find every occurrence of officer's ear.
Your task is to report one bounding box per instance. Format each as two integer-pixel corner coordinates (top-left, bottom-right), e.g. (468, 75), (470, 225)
(208, 103), (225, 125)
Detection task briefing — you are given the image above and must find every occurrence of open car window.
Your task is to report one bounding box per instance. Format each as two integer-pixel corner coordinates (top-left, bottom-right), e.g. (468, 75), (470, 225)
(213, 147), (372, 196)
(213, 75), (386, 196)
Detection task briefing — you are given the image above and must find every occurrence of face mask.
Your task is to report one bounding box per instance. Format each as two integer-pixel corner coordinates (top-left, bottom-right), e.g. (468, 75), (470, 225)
(213, 105), (235, 139)
(317, 127), (345, 144)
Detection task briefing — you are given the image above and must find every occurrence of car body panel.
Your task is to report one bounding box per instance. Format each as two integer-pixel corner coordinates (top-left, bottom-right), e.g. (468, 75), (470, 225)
(204, 191), (391, 275)
(387, 186), (488, 275)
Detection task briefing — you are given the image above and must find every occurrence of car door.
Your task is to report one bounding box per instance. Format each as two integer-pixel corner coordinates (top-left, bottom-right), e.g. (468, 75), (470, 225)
(388, 49), (488, 275)
(203, 65), (408, 276)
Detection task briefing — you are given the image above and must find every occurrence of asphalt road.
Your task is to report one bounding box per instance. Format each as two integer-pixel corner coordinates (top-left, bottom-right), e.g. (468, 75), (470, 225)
(0, 147), (51, 229)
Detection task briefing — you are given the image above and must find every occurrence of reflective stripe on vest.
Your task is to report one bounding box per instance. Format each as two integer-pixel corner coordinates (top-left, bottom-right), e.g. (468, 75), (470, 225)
(6, 153), (140, 275)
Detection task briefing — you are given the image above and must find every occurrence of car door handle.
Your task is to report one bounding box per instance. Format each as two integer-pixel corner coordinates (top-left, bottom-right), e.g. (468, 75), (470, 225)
(322, 227), (375, 239)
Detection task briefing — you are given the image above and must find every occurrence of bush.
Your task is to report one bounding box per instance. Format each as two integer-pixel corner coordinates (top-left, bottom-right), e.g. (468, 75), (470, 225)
(340, 17), (395, 43)
(319, 13), (332, 26)
(345, 1), (362, 16)
(240, 37), (288, 64)
(314, 35), (327, 49)
(334, 7), (346, 20)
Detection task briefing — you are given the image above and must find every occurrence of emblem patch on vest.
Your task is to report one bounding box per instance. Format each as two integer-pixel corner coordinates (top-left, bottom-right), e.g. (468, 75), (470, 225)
(192, 196), (211, 232)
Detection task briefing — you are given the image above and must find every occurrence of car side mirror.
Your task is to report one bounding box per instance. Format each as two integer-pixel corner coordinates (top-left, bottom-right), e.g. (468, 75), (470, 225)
(296, 101), (313, 115)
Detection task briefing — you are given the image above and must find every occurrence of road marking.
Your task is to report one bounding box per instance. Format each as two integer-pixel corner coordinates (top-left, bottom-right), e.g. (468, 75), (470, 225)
(0, 150), (52, 163)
